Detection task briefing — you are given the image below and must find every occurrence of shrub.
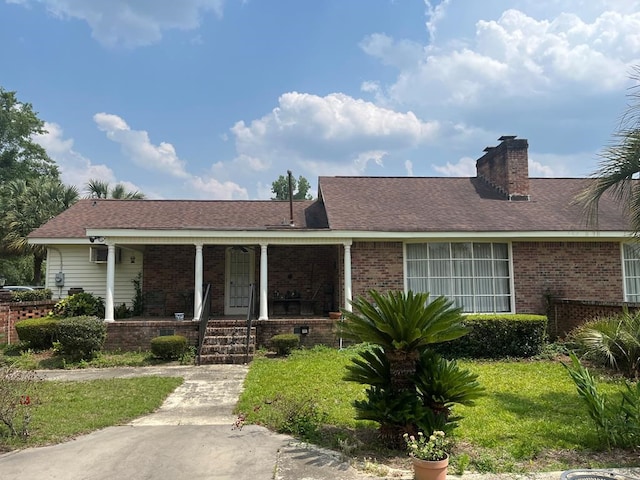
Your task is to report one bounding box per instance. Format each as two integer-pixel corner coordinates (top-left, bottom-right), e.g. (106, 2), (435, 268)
(114, 303), (132, 319)
(150, 335), (188, 360)
(567, 309), (640, 378)
(270, 333), (300, 356)
(434, 314), (547, 358)
(14, 317), (60, 350)
(52, 292), (105, 318)
(10, 289), (53, 302)
(0, 365), (41, 438)
(564, 352), (640, 448)
(56, 316), (106, 361)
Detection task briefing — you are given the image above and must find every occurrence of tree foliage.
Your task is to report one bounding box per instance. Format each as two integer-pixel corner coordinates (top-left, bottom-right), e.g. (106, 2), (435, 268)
(271, 173), (312, 200)
(0, 87), (58, 185)
(85, 179), (145, 199)
(2, 178), (78, 283)
(577, 66), (640, 232)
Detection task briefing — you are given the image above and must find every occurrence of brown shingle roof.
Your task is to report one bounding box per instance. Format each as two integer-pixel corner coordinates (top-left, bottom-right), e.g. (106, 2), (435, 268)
(318, 176), (629, 232)
(30, 176), (630, 240)
(30, 199), (324, 239)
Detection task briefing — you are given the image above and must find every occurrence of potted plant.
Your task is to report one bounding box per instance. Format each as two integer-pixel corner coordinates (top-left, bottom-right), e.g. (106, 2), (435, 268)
(403, 430), (450, 480)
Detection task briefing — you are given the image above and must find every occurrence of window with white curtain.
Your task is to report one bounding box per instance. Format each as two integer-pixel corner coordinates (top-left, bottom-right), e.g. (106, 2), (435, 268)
(406, 242), (512, 313)
(623, 243), (640, 302)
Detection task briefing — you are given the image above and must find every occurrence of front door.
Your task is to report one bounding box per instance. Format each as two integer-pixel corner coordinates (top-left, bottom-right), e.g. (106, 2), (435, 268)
(224, 247), (255, 315)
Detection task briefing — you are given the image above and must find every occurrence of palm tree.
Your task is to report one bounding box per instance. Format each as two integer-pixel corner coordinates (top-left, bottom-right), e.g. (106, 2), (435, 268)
(2, 178), (78, 283)
(577, 66), (640, 231)
(85, 179), (144, 199)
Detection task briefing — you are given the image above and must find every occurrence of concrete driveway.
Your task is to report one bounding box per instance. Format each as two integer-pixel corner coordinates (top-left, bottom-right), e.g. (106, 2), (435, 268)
(0, 365), (380, 480)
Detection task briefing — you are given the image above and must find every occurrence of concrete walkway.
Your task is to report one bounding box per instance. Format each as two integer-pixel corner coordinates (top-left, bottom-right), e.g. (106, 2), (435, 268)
(0, 365), (638, 480)
(0, 365), (380, 480)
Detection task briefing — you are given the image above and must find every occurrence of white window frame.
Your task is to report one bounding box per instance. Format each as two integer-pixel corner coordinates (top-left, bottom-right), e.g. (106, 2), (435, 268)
(403, 241), (515, 314)
(622, 243), (640, 302)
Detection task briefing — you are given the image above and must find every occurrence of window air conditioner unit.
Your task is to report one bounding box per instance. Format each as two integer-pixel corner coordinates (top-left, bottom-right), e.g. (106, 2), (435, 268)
(89, 246), (121, 264)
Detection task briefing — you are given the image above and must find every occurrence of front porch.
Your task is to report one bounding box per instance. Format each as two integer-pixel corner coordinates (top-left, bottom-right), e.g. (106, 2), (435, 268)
(104, 316), (341, 364)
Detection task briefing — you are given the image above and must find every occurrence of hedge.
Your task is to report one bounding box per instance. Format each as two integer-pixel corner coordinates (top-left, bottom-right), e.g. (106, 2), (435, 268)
(56, 315), (107, 360)
(434, 314), (548, 358)
(151, 335), (188, 360)
(15, 317), (60, 350)
(270, 333), (300, 356)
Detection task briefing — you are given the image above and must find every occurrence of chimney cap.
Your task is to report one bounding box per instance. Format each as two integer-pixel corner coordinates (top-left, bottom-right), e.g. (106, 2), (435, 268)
(498, 135), (517, 141)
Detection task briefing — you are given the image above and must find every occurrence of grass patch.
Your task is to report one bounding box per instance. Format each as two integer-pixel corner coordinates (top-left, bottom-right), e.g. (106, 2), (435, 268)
(237, 346), (638, 473)
(0, 376), (182, 451)
(0, 347), (185, 370)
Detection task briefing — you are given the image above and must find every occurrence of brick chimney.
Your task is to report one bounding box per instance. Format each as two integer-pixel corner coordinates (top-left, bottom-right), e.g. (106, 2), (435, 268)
(476, 135), (530, 201)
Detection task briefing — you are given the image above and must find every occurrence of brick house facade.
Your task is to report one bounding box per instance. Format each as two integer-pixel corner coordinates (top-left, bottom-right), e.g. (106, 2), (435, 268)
(28, 135), (635, 348)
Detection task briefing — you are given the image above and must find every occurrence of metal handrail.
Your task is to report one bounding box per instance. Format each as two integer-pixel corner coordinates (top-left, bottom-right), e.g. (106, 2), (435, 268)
(244, 283), (255, 364)
(197, 283), (211, 365)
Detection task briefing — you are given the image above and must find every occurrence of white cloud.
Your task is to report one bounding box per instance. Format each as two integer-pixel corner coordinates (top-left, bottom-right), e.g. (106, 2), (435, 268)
(230, 92), (440, 175)
(189, 176), (248, 200)
(359, 33), (424, 70)
(11, 0), (224, 47)
(405, 159), (414, 176)
(433, 156), (477, 176)
(32, 122), (117, 191)
(94, 113), (190, 178)
(372, 5), (640, 110)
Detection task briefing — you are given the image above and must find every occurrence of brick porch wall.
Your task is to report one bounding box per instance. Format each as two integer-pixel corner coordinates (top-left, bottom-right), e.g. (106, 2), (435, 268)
(255, 318), (339, 349)
(0, 300), (56, 344)
(105, 321), (199, 351)
(512, 241), (622, 314)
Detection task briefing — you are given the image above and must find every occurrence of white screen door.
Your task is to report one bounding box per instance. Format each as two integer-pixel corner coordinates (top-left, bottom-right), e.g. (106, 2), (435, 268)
(225, 247), (254, 315)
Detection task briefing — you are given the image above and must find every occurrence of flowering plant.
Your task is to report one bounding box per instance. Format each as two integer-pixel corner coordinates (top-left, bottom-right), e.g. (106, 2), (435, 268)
(403, 430), (449, 461)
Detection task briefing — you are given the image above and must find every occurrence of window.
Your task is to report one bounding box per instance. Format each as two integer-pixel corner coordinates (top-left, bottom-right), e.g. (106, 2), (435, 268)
(623, 243), (640, 302)
(406, 242), (512, 313)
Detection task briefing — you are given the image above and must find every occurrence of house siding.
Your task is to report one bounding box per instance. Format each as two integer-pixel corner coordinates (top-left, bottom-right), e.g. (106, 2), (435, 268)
(46, 246), (141, 306)
(512, 241), (623, 314)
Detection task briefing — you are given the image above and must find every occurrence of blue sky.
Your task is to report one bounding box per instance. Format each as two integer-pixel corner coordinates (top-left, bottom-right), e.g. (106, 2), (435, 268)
(2, 0), (640, 200)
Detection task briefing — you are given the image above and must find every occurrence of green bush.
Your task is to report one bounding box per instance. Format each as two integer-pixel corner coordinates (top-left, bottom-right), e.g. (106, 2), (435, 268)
(270, 333), (300, 356)
(10, 289), (53, 302)
(434, 314), (547, 358)
(56, 316), (106, 361)
(14, 317), (60, 350)
(150, 335), (188, 360)
(52, 292), (105, 318)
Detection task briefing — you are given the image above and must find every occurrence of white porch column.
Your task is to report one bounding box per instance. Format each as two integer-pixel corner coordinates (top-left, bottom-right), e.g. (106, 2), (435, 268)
(259, 243), (269, 320)
(193, 243), (203, 321)
(344, 242), (352, 312)
(105, 243), (116, 322)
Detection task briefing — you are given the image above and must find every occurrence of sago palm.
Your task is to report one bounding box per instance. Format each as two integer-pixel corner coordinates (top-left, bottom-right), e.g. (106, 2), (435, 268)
(341, 290), (467, 392)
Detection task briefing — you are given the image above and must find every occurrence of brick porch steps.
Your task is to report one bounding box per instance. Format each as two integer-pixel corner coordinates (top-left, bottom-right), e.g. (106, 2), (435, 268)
(198, 323), (256, 364)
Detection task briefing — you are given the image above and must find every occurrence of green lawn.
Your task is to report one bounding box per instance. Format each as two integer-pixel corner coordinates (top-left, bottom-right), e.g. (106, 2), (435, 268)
(237, 346), (636, 473)
(0, 376), (183, 451)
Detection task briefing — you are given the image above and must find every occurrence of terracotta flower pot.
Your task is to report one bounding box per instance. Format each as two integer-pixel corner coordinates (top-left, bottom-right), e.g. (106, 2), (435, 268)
(412, 455), (448, 480)
(329, 311), (342, 319)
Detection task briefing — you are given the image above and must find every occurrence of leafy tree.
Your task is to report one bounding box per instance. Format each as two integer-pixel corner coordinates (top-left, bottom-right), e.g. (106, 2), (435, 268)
(85, 179), (145, 199)
(0, 87), (58, 185)
(2, 178), (78, 284)
(271, 172), (312, 200)
(577, 66), (640, 231)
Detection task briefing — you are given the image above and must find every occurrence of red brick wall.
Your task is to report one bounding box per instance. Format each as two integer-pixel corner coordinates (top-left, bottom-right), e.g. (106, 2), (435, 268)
(105, 320), (199, 351)
(255, 318), (338, 348)
(548, 299), (640, 338)
(512, 241), (622, 314)
(0, 300), (56, 344)
(351, 242), (404, 301)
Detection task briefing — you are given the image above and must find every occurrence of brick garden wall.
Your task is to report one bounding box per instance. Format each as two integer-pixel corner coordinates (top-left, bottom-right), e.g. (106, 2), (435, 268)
(255, 318), (338, 349)
(0, 300), (56, 344)
(512, 241), (622, 314)
(548, 298), (640, 338)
